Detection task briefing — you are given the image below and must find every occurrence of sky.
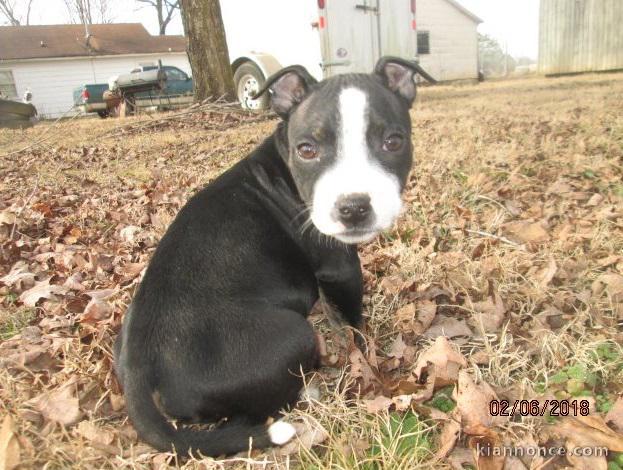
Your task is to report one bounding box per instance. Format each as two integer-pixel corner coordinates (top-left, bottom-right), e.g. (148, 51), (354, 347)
(456, 0), (540, 59)
(6, 0), (540, 60)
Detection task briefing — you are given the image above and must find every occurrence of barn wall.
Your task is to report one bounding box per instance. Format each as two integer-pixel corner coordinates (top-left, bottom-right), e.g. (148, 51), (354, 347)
(539, 0), (623, 75)
(416, 0), (479, 81)
(2, 52), (190, 118)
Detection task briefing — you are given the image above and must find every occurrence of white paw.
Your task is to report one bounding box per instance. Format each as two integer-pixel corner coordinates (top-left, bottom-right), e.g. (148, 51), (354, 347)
(268, 420), (297, 445)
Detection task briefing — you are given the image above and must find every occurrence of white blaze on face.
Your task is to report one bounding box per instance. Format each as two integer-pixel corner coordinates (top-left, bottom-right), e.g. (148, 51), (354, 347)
(310, 87), (402, 244)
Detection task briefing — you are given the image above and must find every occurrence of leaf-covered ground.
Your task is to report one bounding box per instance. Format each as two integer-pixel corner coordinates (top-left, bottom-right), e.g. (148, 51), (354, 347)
(1, 74), (622, 469)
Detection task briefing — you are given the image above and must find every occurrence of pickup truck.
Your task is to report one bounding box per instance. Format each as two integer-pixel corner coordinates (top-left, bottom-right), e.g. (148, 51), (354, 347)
(73, 65), (193, 117)
(72, 83), (109, 117)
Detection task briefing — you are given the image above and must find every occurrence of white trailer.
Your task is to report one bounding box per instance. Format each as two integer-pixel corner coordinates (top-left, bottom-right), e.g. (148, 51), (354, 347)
(221, 0), (421, 109)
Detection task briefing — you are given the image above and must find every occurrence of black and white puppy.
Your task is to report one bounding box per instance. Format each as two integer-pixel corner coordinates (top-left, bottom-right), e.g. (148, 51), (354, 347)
(114, 56), (418, 457)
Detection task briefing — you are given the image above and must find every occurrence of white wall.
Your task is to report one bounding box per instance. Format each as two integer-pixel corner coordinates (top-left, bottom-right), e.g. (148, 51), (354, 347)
(416, 0), (479, 81)
(3, 52), (190, 118)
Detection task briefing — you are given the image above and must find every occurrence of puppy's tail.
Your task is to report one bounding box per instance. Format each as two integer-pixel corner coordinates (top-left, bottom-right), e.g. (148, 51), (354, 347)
(124, 372), (296, 457)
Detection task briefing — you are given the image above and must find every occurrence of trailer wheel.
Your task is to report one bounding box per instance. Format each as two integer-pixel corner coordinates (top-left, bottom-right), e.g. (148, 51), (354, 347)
(234, 62), (269, 111)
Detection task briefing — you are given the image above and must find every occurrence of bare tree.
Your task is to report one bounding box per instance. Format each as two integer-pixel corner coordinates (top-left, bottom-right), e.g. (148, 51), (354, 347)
(136, 0), (179, 35)
(180, 0), (234, 102)
(0, 0), (34, 25)
(64, 0), (114, 24)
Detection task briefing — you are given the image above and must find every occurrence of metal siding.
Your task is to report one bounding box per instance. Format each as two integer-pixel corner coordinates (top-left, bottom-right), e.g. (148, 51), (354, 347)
(539, 0), (623, 74)
(378, 0), (417, 60)
(322, 0), (379, 76)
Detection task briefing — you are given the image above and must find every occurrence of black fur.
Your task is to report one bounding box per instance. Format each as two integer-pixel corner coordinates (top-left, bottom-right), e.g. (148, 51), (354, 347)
(114, 134), (363, 456)
(114, 57), (417, 457)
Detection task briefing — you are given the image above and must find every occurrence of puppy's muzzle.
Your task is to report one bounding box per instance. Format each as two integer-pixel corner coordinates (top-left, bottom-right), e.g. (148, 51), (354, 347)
(333, 193), (372, 227)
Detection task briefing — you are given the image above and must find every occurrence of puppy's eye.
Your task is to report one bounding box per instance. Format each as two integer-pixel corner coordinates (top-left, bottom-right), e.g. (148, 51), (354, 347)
(297, 143), (318, 160)
(383, 134), (404, 152)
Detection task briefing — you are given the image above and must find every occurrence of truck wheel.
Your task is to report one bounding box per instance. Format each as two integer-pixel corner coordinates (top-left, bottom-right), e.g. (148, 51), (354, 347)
(97, 110), (109, 118)
(234, 62), (269, 111)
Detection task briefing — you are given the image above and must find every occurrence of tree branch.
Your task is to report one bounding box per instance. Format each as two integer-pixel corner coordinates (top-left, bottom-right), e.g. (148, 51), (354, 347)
(136, 0), (179, 35)
(0, 0), (21, 25)
(25, 0), (33, 25)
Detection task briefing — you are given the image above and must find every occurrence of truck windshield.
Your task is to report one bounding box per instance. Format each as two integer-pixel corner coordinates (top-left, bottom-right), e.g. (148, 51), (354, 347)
(165, 68), (188, 81)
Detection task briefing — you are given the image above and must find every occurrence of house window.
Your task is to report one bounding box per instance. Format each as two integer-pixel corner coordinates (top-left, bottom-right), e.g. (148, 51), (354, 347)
(0, 70), (17, 99)
(417, 31), (430, 55)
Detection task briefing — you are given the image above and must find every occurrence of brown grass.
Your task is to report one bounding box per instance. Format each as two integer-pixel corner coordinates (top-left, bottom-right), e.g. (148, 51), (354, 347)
(1, 72), (622, 469)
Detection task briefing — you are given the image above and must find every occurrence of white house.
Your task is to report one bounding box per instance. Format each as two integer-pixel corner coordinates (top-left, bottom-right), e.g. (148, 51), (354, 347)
(0, 24), (191, 118)
(0, 1), (482, 118)
(416, 0), (482, 81)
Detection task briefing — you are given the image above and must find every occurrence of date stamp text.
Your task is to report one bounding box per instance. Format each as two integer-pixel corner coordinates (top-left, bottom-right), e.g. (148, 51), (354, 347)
(489, 399), (590, 417)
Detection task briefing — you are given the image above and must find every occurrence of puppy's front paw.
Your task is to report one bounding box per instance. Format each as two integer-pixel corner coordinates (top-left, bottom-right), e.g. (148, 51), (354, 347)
(268, 420), (297, 445)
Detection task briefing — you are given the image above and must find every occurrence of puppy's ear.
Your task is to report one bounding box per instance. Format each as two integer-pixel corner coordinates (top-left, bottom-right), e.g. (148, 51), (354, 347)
(374, 56), (436, 106)
(253, 65), (317, 118)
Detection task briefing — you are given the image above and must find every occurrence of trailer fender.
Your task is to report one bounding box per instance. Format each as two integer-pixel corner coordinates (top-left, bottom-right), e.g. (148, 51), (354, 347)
(231, 53), (283, 80)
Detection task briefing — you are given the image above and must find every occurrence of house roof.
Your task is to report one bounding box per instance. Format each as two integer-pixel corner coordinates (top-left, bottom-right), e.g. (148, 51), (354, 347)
(0, 23), (186, 61)
(443, 0), (483, 24)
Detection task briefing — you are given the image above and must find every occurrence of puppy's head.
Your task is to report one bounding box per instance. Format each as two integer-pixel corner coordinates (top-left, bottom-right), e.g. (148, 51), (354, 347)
(258, 57), (417, 244)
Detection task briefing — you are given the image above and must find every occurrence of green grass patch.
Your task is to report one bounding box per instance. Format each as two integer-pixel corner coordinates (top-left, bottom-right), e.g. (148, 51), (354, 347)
(534, 341), (623, 417)
(0, 306), (36, 340)
(425, 386), (456, 413)
(366, 411), (433, 469)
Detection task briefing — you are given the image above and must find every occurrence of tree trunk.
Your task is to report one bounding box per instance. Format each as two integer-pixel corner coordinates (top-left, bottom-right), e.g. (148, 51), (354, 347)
(180, 0), (235, 102)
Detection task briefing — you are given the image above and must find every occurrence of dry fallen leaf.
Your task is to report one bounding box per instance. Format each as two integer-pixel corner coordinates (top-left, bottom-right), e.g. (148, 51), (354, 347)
(412, 299), (437, 334)
(32, 382), (83, 427)
(391, 394), (413, 411)
(0, 415), (20, 470)
(0, 210), (16, 226)
(468, 291), (506, 334)
(423, 317), (473, 341)
(19, 279), (68, 307)
(466, 424), (505, 470)
(80, 298), (113, 323)
(74, 421), (114, 446)
(363, 395), (393, 414)
(0, 261), (35, 292)
(541, 414), (623, 468)
(63, 273), (86, 291)
(455, 370), (507, 430)
(379, 275), (404, 295)
(388, 333), (408, 360)
(119, 225), (141, 244)
(109, 393), (125, 412)
(85, 289), (116, 301)
(565, 436), (608, 470)
(447, 446), (475, 470)
(434, 419), (460, 461)
(536, 256), (558, 287)
(605, 397), (623, 433)
(413, 336), (467, 388)
(348, 346), (381, 395)
(502, 220), (549, 244)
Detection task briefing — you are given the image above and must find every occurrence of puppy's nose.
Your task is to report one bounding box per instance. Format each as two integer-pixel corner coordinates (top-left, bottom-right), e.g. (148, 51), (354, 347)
(335, 194), (372, 226)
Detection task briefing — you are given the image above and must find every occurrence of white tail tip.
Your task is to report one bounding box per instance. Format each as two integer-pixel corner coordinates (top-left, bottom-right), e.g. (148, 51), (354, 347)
(268, 420), (296, 445)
